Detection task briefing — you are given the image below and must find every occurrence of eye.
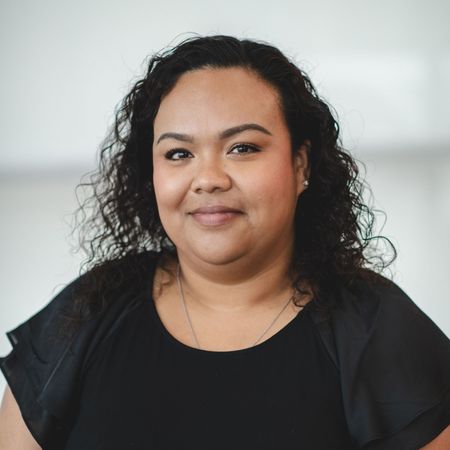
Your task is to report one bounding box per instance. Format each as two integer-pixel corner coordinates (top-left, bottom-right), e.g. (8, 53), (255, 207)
(228, 143), (261, 155)
(164, 149), (192, 160)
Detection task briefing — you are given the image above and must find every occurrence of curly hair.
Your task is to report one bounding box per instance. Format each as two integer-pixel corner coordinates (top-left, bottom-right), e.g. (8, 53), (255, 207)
(66, 34), (396, 334)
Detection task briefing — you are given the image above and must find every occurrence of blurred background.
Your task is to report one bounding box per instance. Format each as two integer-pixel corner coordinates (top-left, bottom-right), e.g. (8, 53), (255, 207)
(1, 0), (449, 393)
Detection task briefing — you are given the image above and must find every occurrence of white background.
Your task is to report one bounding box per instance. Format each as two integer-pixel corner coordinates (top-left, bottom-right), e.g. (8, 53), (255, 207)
(1, 0), (449, 395)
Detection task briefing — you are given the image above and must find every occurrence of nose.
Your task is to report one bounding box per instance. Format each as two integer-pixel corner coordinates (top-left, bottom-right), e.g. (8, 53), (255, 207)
(191, 156), (232, 194)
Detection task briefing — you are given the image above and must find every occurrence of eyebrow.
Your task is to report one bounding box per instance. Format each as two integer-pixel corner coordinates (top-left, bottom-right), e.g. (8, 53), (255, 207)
(155, 123), (272, 145)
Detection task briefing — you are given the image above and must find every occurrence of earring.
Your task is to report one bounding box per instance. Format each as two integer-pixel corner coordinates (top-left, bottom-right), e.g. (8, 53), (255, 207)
(303, 179), (309, 188)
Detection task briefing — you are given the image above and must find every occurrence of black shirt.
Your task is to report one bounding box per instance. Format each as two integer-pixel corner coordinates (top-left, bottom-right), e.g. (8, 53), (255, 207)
(64, 286), (355, 449)
(1, 250), (450, 449)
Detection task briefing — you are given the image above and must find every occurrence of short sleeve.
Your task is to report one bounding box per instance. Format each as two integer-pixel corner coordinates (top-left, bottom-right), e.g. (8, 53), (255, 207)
(0, 258), (152, 450)
(312, 276), (450, 449)
(0, 275), (95, 449)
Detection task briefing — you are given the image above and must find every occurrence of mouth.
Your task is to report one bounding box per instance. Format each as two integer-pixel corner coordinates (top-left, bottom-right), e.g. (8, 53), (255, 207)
(188, 206), (243, 227)
(189, 205), (242, 214)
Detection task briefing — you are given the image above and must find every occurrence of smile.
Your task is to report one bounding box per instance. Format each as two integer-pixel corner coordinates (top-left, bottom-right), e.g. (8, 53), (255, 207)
(190, 212), (242, 226)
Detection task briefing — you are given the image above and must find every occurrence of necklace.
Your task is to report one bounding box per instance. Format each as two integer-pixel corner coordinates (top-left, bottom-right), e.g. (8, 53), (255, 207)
(175, 262), (297, 350)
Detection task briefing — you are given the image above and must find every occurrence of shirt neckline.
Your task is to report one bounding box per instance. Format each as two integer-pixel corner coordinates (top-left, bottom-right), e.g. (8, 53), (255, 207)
(145, 251), (310, 357)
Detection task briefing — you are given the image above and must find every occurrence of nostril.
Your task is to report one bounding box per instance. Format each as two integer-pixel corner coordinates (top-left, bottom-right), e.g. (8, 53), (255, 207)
(191, 169), (232, 193)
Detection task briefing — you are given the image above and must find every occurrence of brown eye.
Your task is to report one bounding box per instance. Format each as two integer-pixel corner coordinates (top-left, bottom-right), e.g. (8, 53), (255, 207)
(229, 144), (260, 155)
(164, 149), (192, 160)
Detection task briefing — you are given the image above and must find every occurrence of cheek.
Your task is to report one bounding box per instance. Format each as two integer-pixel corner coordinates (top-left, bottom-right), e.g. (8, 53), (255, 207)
(153, 166), (187, 210)
(250, 158), (296, 207)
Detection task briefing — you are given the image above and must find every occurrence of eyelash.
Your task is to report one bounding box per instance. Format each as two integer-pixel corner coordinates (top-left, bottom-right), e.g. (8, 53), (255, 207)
(164, 143), (261, 161)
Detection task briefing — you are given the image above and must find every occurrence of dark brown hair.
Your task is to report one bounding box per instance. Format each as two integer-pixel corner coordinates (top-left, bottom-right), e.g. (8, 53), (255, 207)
(67, 34), (396, 333)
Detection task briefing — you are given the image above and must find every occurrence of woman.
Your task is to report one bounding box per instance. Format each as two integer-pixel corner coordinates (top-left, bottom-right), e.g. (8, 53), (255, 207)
(0, 35), (449, 449)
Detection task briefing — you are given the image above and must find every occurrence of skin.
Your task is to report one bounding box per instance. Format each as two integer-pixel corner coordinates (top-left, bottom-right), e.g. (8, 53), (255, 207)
(152, 67), (312, 350)
(0, 386), (41, 449)
(0, 66), (448, 447)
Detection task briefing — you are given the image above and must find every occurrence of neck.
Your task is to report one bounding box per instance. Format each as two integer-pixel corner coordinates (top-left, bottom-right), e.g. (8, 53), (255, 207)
(168, 245), (297, 315)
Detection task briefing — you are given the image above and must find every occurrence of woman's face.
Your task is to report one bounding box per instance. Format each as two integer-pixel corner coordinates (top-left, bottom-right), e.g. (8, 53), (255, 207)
(152, 67), (309, 267)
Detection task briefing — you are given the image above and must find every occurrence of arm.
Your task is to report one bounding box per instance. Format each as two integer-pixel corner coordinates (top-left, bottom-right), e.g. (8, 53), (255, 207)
(0, 385), (41, 450)
(420, 424), (450, 449)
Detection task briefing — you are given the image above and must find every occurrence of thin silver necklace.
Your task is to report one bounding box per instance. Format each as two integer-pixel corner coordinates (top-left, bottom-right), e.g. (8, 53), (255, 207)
(175, 262), (297, 350)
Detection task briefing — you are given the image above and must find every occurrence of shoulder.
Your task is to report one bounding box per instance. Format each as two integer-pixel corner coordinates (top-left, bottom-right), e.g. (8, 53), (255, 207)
(0, 249), (162, 448)
(328, 271), (442, 335)
(307, 272), (436, 368)
(330, 271), (450, 390)
(4, 249), (161, 353)
(315, 271), (450, 448)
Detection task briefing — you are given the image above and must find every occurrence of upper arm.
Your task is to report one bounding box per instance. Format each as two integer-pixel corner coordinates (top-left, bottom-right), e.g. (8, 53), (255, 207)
(420, 424), (450, 449)
(0, 385), (41, 450)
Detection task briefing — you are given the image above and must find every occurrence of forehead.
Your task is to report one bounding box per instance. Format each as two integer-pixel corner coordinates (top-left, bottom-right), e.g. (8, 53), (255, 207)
(153, 67), (284, 133)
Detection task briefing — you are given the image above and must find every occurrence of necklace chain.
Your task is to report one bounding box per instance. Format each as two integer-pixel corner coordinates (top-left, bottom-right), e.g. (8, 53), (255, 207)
(175, 262), (297, 350)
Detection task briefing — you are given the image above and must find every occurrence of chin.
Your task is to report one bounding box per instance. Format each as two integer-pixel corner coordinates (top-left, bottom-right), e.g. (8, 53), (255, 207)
(187, 244), (248, 266)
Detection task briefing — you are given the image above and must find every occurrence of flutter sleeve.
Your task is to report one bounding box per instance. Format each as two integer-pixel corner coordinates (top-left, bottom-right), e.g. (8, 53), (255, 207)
(0, 251), (156, 449)
(0, 274), (99, 449)
(0, 274), (143, 449)
(311, 276), (450, 449)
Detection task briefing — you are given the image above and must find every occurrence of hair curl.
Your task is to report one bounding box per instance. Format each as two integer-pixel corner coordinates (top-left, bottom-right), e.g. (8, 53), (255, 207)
(66, 34), (396, 334)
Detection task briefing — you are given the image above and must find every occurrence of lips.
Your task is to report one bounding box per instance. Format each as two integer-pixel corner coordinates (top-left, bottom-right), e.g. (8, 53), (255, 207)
(190, 205), (242, 214)
(189, 205), (243, 226)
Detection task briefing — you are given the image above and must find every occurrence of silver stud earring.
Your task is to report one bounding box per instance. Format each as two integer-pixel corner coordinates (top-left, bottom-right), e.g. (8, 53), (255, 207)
(303, 179), (309, 188)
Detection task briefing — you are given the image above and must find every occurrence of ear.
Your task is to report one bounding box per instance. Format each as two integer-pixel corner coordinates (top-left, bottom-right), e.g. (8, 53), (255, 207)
(294, 140), (311, 196)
